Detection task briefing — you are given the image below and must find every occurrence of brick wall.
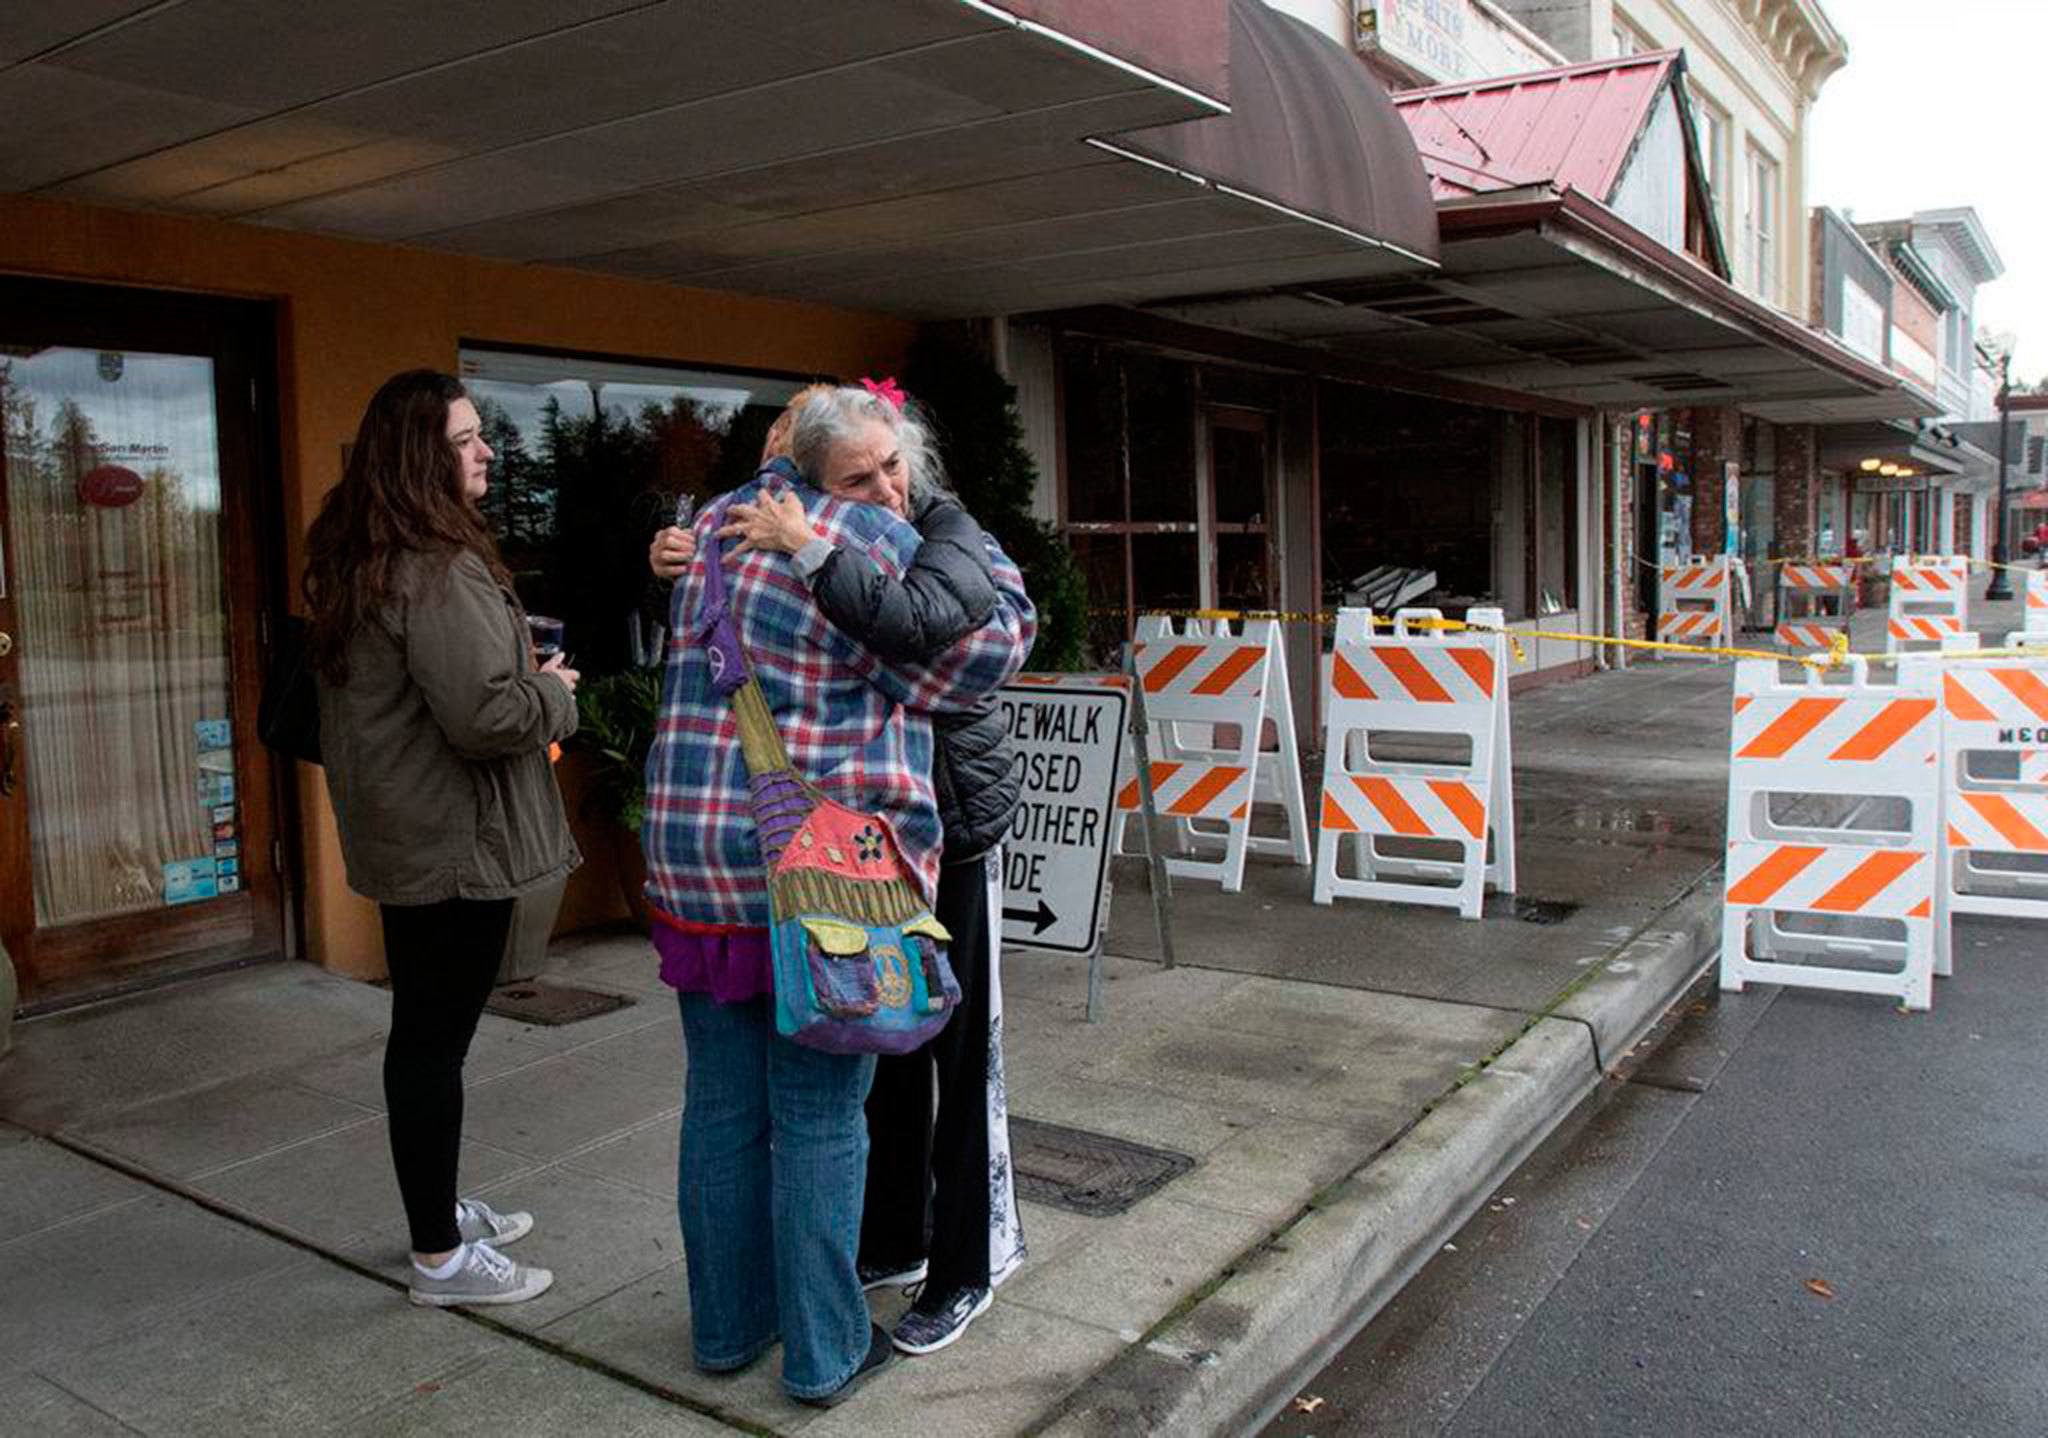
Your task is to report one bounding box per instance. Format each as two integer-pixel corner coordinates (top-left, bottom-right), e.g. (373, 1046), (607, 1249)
(1687, 405), (1743, 554)
(1773, 422), (1817, 557)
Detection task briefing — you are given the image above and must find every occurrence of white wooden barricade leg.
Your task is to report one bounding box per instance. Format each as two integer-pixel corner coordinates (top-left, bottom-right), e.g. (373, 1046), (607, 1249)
(1931, 628), (2048, 975)
(1108, 631), (1277, 893)
(1885, 555), (1970, 655)
(1332, 607), (1375, 877)
(1314, 606), (1515, 919)
(1111, 616), (1310, 869)
(1118, 613), (1202, 856)
(1657, 558), (1733, 657)
(1774, 562), (1856, 653)
(1719, 657), (1941, 1010)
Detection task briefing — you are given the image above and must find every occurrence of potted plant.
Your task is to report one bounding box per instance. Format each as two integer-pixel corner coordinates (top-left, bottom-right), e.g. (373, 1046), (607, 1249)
(571, 665), (664, 927)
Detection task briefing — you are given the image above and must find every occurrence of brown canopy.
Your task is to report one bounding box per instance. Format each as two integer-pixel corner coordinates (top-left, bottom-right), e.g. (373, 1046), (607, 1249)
(1112, 0), (1440, 270)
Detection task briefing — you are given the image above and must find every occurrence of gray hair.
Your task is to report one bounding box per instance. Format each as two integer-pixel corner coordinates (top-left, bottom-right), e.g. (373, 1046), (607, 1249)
(787, 385), (947, 500)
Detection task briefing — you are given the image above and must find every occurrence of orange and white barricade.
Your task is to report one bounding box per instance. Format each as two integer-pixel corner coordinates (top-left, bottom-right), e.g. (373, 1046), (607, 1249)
(1932, 629), (2048, 971)
(1774, 561), (1856, 652)
(1719, 657), (1941, 1010)
(2027, 570), (2048, 630)
(1114, 614), (1311, 871)
(1886, 555), (1969, 654)
(1657, 557), (1736, 654)
(1314, 606), (1515, 919)
(1109, 625), (1307, 892)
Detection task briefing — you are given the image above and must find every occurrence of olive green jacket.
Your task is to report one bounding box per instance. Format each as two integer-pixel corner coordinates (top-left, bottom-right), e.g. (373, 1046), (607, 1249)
(317, 549), (579, 906)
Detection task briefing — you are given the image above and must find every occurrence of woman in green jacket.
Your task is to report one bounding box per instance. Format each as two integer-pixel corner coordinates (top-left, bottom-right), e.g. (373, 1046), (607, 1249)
(305, 370), (579, 1306)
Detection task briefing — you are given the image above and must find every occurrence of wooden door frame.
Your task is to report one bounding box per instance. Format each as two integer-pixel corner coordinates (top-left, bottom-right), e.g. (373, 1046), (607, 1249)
(0, 277), (294, 1006)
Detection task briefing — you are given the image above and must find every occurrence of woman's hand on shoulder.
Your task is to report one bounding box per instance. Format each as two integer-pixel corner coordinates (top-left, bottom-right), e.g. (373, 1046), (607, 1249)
(540, 652), (580, 696)
(718, 490), (814, 556)
(649, 525), (696, 580)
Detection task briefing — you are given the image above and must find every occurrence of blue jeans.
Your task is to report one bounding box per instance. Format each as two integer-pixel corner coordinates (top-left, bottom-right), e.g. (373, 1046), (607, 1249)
(676, 993), (876, 1399)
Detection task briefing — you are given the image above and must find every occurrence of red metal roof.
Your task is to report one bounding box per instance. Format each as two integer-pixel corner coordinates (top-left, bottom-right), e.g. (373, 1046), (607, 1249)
(1392, 51), (1681, 202)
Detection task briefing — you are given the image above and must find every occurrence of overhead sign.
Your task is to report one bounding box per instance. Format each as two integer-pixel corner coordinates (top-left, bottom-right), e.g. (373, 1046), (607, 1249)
(1355, 0), (1556, 87)
(996, 679), (1129, 956)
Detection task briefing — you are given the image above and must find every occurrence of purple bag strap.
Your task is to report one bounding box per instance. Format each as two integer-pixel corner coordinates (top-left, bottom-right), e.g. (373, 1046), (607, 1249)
(694, 516), (752, 699)
(694, 472), (815, 861)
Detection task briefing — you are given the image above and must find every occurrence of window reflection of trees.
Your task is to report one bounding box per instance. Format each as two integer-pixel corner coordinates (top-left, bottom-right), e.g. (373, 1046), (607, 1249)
(465, 362), (799, 676)
(1, 351), (229, 923)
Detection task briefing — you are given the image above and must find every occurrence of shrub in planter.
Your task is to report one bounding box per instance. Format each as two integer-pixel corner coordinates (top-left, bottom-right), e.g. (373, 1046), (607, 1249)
(571, 666), (663, 924)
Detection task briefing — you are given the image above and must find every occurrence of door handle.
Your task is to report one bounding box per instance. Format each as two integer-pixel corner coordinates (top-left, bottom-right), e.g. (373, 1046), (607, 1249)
(0, 631), (12, 658)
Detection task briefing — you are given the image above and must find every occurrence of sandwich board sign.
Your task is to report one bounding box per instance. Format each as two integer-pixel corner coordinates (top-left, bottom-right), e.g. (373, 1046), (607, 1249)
(996, 678), (1129, 956)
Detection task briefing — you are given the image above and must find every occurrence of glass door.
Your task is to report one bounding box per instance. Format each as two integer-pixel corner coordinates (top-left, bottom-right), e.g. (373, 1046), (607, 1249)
(0, 280), (286, 1006)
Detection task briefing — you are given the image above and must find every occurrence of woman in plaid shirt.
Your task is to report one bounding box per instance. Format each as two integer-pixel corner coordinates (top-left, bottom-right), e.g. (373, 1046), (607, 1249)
(642, 387), (1034, 1405)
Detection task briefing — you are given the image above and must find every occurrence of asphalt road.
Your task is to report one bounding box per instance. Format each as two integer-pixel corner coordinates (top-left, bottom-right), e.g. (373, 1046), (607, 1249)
(1261, 915), (2048, 1438)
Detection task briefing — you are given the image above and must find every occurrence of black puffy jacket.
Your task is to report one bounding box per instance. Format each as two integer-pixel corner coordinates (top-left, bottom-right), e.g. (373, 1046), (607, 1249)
(807, 491), (1021, 863)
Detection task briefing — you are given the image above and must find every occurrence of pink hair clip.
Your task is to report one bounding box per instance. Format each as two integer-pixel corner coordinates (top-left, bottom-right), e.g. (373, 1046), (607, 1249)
(859, 375), (907, 411)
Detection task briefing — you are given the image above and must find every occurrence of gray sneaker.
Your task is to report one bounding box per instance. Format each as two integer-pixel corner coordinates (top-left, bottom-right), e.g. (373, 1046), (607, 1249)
(409, 1241), (553, 1307)
(455, 1196), (533, 1247)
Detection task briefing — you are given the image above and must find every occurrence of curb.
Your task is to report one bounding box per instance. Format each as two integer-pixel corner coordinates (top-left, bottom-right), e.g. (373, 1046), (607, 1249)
(1031, 878), (1724, 1438)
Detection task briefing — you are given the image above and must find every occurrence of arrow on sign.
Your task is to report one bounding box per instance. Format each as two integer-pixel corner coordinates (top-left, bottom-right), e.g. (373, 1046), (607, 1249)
(1003, 899), (1058, 936)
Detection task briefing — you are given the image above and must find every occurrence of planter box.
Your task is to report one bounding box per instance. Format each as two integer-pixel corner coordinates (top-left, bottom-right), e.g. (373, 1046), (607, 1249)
(497, 872), (569, 985)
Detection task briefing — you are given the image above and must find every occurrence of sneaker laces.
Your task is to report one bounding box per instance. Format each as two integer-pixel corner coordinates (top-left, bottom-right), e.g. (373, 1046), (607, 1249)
(469, 1242), (515, 1283)
(456, 1198), (496, 1233)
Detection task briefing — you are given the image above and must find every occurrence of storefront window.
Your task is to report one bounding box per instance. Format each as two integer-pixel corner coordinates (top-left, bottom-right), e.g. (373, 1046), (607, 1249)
(1318, 381), (1498, 614)
(459, 347), (805, 674)
(1056, 340), (1203, 658)
(1536, 416), (1578, 614)
(1060, 343), (1124, 526)
(1125, 354), (1196, 523)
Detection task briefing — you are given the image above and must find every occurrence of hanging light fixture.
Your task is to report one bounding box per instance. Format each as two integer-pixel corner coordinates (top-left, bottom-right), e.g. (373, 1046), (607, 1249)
(1860, 457), (1882, 472)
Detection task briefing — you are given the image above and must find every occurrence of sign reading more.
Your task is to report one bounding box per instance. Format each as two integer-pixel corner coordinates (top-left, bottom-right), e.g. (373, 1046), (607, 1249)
(997, 680), (1129, 956)
(1355, 0), (1556, 87)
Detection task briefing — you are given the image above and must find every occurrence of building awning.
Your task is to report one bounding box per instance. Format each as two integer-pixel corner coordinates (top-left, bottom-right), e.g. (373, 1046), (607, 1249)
(3, 0), (1436, 318)
(1818, 420), (1992, 484)
(1107, 0), (1438, 274)
(1125, 187), (1934, 422)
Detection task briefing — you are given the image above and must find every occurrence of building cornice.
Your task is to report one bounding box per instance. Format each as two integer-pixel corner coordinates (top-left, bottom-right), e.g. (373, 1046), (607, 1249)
(1728, 0), (1848, 101)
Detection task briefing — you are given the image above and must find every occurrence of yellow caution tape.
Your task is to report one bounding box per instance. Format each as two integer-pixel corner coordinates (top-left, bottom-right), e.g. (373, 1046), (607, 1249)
(1118, 608), (2048, 675)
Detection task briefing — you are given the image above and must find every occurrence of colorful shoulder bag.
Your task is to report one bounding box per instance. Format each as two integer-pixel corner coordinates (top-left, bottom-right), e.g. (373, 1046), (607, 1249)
(696, 527), (959, 1055)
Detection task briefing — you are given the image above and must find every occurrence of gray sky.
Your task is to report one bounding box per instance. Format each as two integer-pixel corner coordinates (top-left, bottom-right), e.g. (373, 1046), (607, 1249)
(1808, 0), (2044, 382)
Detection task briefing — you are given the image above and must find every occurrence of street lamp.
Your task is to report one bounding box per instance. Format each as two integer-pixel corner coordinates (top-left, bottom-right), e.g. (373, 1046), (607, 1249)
(1986, 351), (2014, 601)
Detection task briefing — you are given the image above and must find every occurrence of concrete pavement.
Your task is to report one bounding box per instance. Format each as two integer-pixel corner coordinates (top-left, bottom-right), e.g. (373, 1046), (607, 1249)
(0, 593), (2025, 1436)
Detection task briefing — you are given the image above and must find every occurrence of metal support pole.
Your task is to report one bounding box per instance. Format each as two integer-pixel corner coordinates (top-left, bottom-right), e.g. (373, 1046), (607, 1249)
(1987, 354), (2015, 601)
(1120, 644), (1176, 986)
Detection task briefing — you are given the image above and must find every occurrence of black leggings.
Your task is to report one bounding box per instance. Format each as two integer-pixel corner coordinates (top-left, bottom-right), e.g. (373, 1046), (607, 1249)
(380, 896), (513, 1254)
(860, 855), (996, 1293)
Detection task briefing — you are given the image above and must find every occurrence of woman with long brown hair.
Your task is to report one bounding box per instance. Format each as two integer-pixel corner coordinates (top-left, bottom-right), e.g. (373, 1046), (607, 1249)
(305, 369), (579, 1306)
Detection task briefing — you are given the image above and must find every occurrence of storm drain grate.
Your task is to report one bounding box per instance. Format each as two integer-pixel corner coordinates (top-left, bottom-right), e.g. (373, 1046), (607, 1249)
(1510, 897), (1581, 926)
(486, 983), (635, 1027)
(1009, 1117), (1195, 1218)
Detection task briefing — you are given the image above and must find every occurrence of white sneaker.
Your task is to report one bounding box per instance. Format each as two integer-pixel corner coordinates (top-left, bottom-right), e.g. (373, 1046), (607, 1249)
(409, 1241), (553, 1307)
(455, 1196), (533, 1247)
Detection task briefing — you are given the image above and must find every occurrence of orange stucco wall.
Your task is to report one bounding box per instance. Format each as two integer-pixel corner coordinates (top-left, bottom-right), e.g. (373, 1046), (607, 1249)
(0, 193), (915, 980)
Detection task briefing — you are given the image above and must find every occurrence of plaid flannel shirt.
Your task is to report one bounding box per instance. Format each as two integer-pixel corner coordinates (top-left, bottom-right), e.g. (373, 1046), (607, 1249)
(643, 463), (1036, 927)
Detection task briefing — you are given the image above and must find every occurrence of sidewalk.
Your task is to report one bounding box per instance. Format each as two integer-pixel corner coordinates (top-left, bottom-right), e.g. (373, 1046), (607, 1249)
(0, 596), (2019, 1436)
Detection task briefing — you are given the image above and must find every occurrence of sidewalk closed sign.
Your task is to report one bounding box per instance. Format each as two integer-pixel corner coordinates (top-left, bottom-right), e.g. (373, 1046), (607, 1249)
(997, 679), (1129, 955)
